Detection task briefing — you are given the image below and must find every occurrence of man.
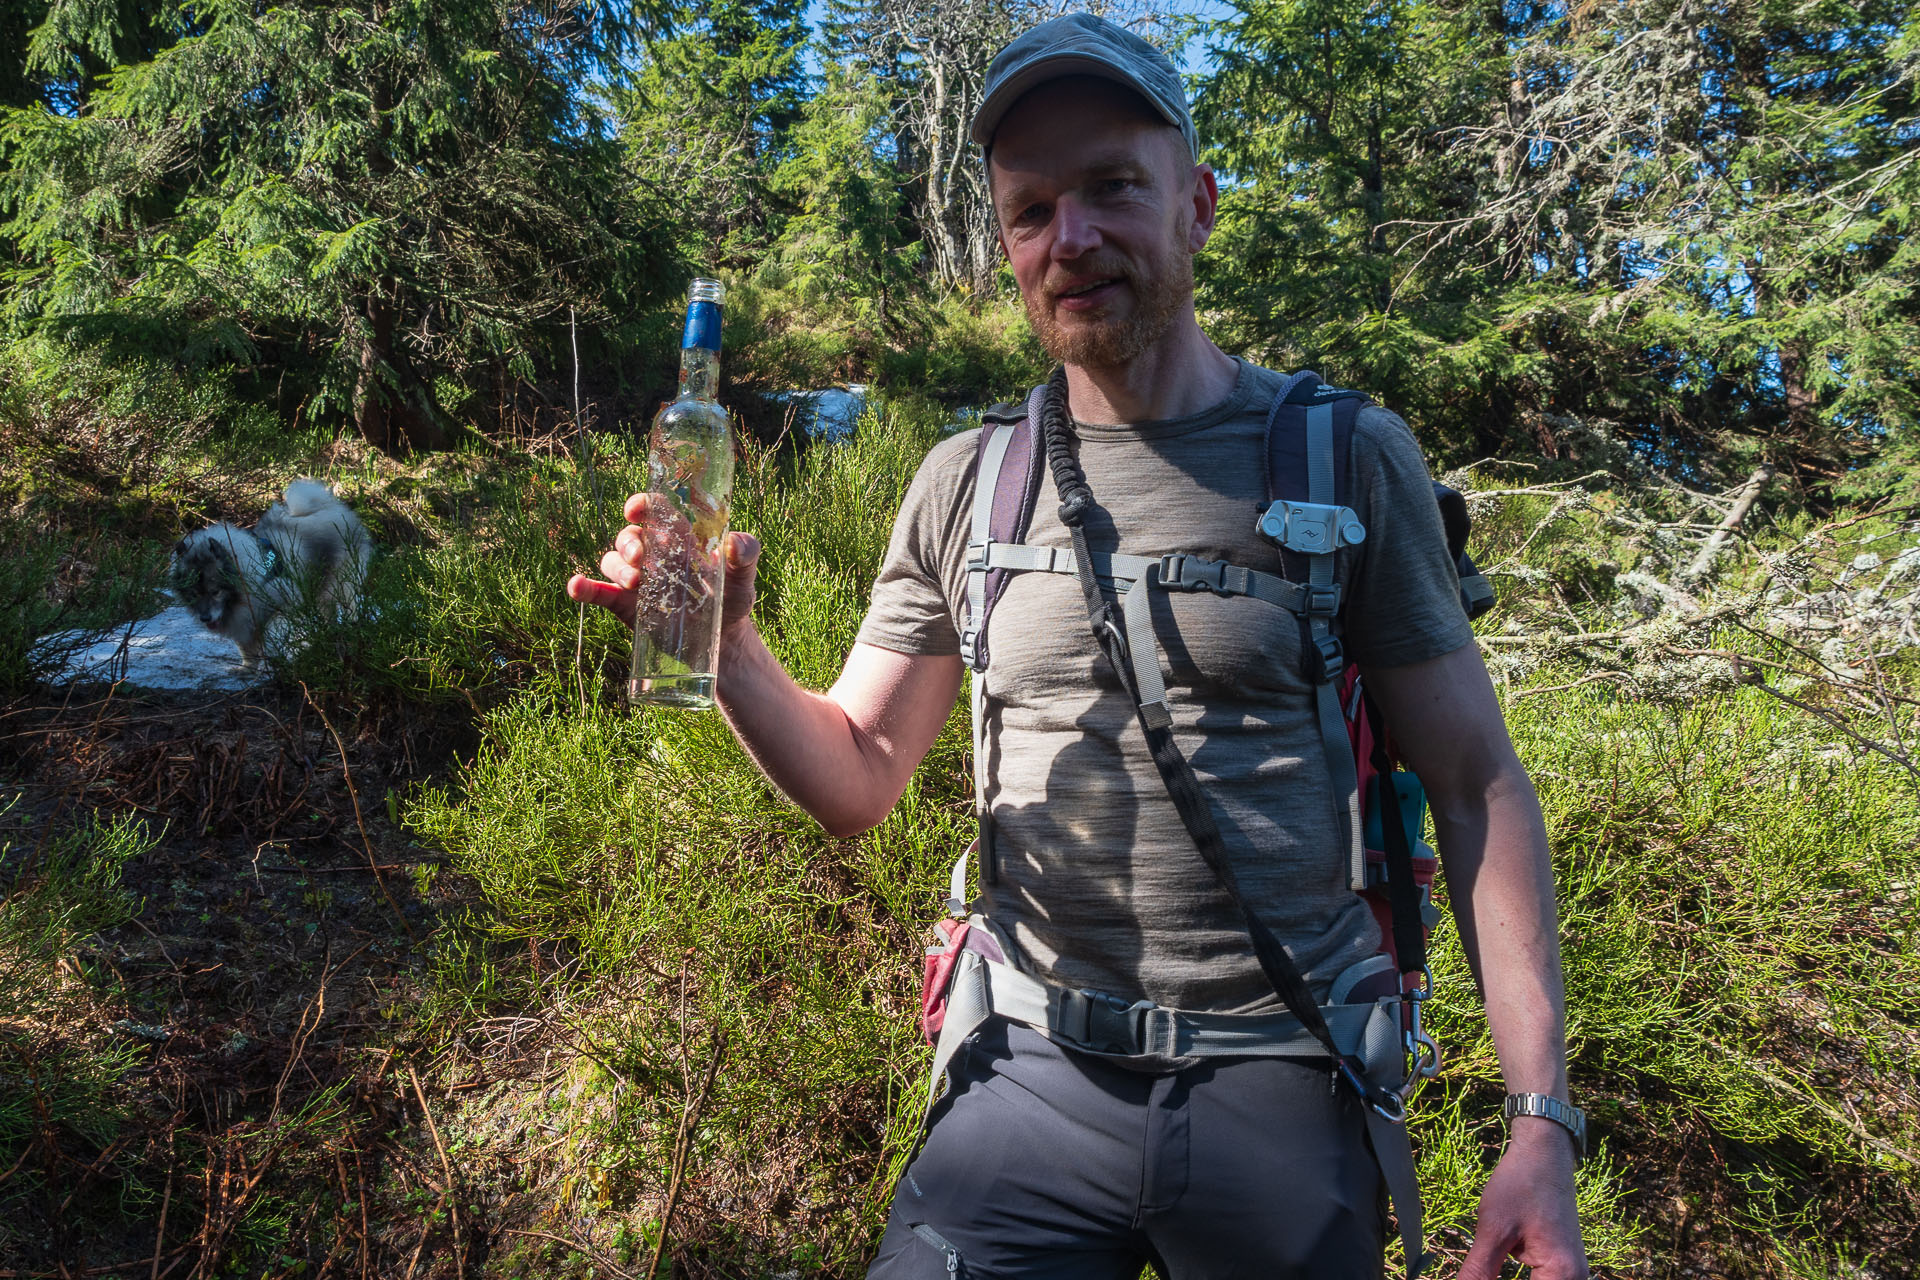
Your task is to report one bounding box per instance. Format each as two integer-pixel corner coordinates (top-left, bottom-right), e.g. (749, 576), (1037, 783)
(570, 14), (1587, 1279)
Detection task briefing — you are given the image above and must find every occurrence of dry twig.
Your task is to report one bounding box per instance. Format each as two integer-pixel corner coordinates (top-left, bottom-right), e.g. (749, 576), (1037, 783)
(644, 1030), (728, 1280)
(409, 1064), (465, 1280)
(301, 684), (416, 943)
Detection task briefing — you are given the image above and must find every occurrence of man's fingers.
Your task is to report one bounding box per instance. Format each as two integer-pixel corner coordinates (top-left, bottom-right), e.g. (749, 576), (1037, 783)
(1532, 1255), (1591, 1280)
(623, 492), (693, 538)
(600, 549), (639, 588)
(1457, 1226), (1511, 1280)
(567, 573), (634, 626)
(724, 531), (761, 569)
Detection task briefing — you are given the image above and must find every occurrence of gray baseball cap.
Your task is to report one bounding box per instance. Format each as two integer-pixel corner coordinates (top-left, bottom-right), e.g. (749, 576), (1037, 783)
(970, 14), (1198, 161)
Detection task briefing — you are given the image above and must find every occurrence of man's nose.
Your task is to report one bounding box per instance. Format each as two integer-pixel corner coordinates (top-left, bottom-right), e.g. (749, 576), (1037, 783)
(1050, 198), (1102, 261)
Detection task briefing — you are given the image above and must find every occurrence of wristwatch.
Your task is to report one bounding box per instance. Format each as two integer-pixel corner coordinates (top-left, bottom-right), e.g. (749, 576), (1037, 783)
(1501, 1093), (1587, 1162)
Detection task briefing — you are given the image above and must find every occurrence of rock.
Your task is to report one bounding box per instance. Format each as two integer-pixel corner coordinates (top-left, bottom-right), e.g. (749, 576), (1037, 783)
(35, 606), (264, 691)
(111, 1019), (174, 1042)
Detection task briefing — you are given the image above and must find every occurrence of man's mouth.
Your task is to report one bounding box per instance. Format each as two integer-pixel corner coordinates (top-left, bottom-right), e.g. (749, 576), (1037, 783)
(1054, 277), (1123, 309)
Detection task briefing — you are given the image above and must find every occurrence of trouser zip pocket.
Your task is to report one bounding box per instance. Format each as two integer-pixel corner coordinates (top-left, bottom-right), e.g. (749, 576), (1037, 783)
(909, 1222), (962, 1275)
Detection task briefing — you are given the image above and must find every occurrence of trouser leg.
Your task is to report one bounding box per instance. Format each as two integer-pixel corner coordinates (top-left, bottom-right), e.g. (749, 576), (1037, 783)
(867, 1020), (1388, 1280)
(1142, 1056), (1387, 1280)
(867, 1020), (1146, 1280)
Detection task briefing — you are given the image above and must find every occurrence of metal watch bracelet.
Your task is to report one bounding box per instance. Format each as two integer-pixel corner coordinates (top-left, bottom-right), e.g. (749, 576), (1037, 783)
(1501, 1092), (1587, 1162)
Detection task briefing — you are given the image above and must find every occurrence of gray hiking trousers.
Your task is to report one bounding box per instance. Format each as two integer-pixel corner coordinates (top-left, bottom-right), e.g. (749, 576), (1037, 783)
(869, 1017), (1387, 1279)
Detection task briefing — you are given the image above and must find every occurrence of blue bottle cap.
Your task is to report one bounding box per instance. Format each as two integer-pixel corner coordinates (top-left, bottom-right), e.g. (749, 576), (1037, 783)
(682, 300), (722, 352)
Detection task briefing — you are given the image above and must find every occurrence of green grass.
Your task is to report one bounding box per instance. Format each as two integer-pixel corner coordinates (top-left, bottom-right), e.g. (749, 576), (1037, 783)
(0, 808), (157, 1256)
(1414, 681), (1919, 1271)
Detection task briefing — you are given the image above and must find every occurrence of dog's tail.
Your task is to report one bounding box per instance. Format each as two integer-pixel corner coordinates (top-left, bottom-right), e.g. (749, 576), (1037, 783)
(282, 478), (339, 517)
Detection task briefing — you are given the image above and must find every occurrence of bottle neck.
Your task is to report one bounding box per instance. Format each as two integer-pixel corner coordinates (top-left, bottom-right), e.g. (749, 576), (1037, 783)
(677, 344), (720, 403)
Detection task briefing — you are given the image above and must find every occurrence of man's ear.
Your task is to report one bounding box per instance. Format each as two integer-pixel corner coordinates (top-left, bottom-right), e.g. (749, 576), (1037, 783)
(1188, 161), (1220, 253)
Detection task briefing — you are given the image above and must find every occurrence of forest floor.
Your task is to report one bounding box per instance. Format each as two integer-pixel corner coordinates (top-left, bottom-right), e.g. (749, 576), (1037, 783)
(2, 403), (1918, 1279)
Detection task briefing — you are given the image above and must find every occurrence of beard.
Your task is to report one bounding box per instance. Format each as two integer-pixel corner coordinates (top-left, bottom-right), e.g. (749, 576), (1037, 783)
(1024, 238), (1193, 370)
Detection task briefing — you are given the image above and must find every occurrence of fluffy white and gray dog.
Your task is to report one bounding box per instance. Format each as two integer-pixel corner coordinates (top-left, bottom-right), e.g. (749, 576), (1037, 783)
(170, 479), (373, 662)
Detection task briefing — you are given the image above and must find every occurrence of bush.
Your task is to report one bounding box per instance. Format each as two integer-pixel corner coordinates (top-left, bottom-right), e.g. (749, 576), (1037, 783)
(877, 295), (1049, 407)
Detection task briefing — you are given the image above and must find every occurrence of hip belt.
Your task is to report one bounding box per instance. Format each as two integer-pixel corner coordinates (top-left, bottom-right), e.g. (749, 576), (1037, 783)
(928, 918), (1408, 1101)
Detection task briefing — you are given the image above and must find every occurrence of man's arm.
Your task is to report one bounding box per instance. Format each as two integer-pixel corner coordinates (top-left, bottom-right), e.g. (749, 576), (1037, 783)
(1361, 641), (1588, 1280)
(718, 627), (963, 836)
(568, 495), (963, 837)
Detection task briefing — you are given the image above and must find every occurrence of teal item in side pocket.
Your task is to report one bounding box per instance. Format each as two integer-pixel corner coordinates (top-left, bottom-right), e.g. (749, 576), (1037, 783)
(1364, 771), (1430, 857)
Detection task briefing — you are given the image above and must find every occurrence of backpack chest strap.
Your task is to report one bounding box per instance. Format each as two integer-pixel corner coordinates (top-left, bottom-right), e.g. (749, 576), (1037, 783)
(972, 542), (1341, 618)
(970, 542), (1343, 732)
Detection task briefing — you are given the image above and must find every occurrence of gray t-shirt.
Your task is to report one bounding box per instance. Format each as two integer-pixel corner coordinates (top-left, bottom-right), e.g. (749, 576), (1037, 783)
(857, 359), (1474, 1016)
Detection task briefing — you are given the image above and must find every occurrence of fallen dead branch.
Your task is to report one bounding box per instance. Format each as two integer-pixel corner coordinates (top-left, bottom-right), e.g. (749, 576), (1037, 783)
(1683, 463), (1776, 583)
(1474, 478), (1920, 779)
(645, 1029), (728, 1280)
(302, 684), (416, 944)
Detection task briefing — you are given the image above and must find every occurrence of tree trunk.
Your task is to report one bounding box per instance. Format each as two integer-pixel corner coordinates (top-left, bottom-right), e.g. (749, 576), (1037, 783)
(922, 56), (965, 286)
(353, 292), (446, 456)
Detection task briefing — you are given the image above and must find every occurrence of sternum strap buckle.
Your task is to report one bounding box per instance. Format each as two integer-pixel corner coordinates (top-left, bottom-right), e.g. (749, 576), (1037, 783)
(1158, 552), (1243, 596)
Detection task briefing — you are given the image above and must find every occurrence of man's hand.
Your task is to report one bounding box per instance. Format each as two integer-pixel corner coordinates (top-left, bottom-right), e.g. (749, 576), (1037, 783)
(566, 491), (761, 636)
(1459, 1122), (1589, 1279)
(563, 489), (960, 836)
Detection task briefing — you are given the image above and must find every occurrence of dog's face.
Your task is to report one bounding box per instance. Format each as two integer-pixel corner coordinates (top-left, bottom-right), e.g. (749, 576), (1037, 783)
(171, 530), (251, 632)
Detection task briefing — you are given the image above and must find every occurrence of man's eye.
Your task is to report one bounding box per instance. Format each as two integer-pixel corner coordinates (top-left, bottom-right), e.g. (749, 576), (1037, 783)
(1099, 178), (1133, 195)
(1015, 204), (1048, 223)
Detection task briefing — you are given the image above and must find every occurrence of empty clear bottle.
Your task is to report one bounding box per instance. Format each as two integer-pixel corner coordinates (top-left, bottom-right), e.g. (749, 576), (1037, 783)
(629, 278), (734, 708)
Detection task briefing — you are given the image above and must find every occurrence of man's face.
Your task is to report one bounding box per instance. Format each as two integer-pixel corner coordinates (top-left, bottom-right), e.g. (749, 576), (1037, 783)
(988, 77), (1213, 371)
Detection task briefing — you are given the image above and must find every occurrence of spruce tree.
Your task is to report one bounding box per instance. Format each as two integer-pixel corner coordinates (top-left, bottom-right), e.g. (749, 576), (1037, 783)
(765, 61), (920, 352)
(1197, 0), (1919, 489)
(1, 0), (674, 454)
(615, 0), (811, 271)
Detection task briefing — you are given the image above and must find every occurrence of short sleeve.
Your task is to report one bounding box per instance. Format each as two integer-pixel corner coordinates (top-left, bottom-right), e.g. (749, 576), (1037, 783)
(1341, 407), (1476, 670)
(854, 430), (978, 657)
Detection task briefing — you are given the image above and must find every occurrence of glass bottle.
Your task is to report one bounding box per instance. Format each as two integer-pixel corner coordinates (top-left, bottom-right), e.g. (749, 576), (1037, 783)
(628, 278), (735, 708)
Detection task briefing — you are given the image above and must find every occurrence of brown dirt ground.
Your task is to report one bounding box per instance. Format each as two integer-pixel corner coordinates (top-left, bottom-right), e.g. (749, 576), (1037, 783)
(0, 687), (519, 1279)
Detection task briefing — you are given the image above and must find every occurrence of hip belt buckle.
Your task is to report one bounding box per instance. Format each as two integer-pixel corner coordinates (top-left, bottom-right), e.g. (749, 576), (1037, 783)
(1059, 988), (1155, 1056)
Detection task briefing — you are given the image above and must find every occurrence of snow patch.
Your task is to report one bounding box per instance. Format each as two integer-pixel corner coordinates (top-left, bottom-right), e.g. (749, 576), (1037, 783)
(36, 606), (264, 691)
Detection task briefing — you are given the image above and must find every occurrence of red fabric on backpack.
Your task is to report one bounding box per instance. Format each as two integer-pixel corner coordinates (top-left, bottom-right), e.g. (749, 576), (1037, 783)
(921, 917), (971, 1044)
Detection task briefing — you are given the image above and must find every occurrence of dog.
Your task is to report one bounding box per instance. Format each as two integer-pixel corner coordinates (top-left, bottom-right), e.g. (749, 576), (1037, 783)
(170, 479), (373, 662)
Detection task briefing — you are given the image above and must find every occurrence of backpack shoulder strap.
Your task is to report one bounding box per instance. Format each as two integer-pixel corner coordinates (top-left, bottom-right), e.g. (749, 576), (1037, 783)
(1261, 373), (1373, 891)
(957, 383), (1048, 894)
(1263, 374), (1370, 563)
(959, 385), (1047, 672)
